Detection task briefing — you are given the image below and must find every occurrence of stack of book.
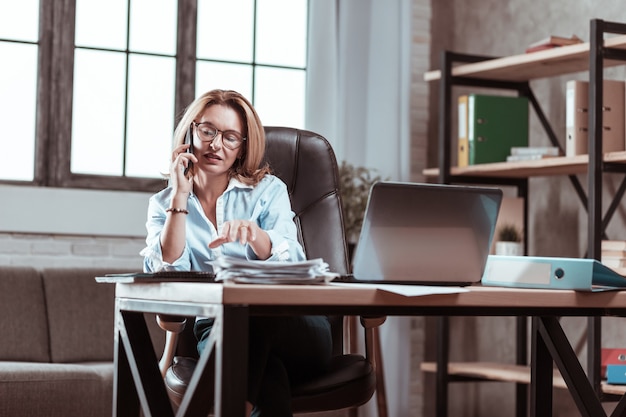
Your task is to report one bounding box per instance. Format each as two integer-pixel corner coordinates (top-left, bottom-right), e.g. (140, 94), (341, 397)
(506, 146), (560, 162)
(525, 34), (583, 53)
(601, 240), (626, 275)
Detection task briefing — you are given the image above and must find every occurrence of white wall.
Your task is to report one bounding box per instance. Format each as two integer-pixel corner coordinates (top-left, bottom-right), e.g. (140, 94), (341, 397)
(0, 184), (150, 269)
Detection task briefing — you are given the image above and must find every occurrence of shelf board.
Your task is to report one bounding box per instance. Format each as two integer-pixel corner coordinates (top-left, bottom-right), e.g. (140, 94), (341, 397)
(420, 361), (626, 395)
(424, 35), (626, 82)
(423, 151), (626, 179)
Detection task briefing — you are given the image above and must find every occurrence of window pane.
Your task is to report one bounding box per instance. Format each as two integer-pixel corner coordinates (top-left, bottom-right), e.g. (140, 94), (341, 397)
(71, 50), (126, 175)
(254, 67), (305, 128)
(75, 0), (128, 50)
(0, 0), (39, 41)
(0, 42), (37, 180)
(196, 61), (253, 99)
(126, 55), (176, 178)
(256, 0), (307, 67)
(196, 0), (254, 62)
(129, 0), (177, 55)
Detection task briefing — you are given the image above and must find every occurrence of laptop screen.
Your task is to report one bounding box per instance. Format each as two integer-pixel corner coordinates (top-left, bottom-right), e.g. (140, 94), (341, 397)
(351, 182), (503, 285)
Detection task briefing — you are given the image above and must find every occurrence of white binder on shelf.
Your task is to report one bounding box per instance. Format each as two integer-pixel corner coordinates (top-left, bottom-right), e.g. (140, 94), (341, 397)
(481, 255), (626, 291)
(565, 79), (625, 157)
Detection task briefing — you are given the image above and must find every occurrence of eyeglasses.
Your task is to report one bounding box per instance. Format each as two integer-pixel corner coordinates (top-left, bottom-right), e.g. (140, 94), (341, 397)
(192, 122), (247, 150)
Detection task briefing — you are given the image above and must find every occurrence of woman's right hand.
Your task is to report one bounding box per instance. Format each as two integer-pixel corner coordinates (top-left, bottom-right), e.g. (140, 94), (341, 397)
(170, 144), (197, 195)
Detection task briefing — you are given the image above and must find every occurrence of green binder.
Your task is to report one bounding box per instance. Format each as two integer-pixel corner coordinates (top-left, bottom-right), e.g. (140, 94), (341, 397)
(468, 95), (529, 165)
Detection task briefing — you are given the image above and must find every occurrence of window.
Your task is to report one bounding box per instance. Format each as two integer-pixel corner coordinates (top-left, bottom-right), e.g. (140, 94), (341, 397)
(72, 0), (177, 179)
(0, 0), (309, 191)
(0, 0), (39, 182)
(195, 0), (307, 128)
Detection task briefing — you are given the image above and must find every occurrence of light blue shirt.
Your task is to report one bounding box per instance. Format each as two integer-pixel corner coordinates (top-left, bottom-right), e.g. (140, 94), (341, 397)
(142, 175), (306, 272)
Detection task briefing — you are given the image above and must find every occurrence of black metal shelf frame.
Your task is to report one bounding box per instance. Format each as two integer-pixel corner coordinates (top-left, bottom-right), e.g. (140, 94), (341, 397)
(432, 18), (626, 417)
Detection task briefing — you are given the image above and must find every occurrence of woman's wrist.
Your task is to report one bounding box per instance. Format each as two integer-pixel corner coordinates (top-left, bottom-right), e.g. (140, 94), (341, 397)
(249, 229), (272, 260)
(170, 193), (190, 209)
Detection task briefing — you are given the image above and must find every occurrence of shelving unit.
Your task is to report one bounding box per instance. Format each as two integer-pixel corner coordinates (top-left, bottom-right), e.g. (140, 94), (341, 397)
(423, 19), (626, 417)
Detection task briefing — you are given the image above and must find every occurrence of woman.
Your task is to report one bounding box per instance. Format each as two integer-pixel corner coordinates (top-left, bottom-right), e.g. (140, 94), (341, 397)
(141, 89), (332, 416)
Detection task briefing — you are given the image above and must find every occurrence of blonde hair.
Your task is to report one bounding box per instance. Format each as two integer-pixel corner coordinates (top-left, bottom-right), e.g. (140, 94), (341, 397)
(173, 89), (271, 185)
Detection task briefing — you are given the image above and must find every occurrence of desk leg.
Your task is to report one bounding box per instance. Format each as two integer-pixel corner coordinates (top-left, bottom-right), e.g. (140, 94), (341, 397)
(176, 306), (246, 417)
(530, 317), (552, 417)
(536, 316), (606, 417)
(114, 306), (174, 417)
(215, 306), (249, 417)
(515, 316), (528, 417)
(113, 312), (138, 417)
(175, 306), (248, 417)
(435, 316), (449, 417)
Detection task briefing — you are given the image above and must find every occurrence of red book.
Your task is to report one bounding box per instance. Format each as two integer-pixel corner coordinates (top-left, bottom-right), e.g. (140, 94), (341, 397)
(525, 44), (560, 53)
(528, 34), (583, 48)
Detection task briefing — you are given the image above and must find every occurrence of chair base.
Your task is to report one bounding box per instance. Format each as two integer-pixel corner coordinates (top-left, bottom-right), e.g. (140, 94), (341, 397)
(165, 354), (376, 413)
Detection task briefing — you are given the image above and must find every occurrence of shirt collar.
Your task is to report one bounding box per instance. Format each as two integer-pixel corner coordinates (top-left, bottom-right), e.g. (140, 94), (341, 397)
(224, 177), (253, 193)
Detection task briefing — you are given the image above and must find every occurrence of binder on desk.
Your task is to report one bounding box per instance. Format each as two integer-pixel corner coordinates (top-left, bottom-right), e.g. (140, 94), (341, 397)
(565, 79), (625, 157)
(481, 255), (626, 291)
(468, 94), (529, 165)
(458, 95), (469, 167)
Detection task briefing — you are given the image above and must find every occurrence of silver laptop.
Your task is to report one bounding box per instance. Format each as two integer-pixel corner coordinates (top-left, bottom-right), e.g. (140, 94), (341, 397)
(350, 181), (503, 286)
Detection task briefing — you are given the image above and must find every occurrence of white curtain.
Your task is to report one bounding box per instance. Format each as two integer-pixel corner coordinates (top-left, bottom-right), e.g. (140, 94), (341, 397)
(306, 0), (411, 182)
(306, 1), (413, 416)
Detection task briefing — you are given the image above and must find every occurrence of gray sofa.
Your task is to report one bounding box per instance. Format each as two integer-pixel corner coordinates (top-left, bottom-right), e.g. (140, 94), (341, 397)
(0, 266), (163, 417)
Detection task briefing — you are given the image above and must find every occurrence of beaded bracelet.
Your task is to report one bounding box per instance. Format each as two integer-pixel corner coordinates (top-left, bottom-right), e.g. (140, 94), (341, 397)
(166, 208), (189, 215)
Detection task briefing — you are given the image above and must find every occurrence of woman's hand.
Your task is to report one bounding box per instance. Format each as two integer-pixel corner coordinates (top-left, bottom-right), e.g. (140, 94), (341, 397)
(170, 144), (197, 195)
(209, 220), (271, 259)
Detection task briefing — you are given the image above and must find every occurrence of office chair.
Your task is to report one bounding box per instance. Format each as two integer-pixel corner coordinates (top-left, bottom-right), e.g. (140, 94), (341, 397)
(157, 126), (387, 416)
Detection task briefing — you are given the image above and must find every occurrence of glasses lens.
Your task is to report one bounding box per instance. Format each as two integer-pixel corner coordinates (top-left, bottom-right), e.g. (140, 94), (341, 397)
(197, 124), (217, 140)
(223, 133), (243, 147)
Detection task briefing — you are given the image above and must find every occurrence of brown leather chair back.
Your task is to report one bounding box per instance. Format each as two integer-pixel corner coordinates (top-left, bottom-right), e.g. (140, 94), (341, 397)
(263, 126), (350, 276)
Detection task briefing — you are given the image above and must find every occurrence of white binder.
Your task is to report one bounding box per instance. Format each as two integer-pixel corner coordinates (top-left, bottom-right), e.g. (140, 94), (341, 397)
(481, 255), (626, 291)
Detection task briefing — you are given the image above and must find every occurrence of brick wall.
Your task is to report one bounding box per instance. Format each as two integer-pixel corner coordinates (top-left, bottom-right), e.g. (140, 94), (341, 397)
(0, 232), (145, 270)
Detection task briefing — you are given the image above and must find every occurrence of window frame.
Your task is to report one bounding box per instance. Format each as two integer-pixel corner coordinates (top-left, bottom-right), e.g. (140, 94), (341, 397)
(9, 0), (306, 193)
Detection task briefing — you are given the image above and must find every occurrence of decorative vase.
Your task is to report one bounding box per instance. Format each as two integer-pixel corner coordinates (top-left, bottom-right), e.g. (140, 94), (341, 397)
(495, 241), (523, 256)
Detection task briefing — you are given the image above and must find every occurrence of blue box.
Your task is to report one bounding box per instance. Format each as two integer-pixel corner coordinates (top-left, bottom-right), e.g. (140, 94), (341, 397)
(607, 365), (626, 384)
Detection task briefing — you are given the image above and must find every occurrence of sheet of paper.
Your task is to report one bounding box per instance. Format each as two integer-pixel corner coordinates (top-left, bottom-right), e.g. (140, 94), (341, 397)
(329, 282), (469, 297)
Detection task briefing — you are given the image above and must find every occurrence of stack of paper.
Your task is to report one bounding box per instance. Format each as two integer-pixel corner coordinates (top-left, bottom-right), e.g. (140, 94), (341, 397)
(208, 256), (337, 284)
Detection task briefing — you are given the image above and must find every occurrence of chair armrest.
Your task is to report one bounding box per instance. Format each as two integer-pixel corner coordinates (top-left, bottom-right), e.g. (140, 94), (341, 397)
(361, 315), (388, 417)
(360, 316), (386, 363)
(156, 315), (187, 377)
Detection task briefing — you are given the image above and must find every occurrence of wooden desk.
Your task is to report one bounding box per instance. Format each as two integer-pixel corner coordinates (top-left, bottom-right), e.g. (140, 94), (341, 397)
(112, 282), (626, 417)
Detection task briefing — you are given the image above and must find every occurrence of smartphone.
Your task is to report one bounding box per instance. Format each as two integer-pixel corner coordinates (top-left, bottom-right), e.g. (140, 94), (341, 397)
(184, 124), (194, 175)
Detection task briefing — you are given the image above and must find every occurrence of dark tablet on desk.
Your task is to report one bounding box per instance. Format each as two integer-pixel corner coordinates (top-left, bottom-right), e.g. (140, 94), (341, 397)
(349, 181), (502, 286)
(95, 271), (216, 284)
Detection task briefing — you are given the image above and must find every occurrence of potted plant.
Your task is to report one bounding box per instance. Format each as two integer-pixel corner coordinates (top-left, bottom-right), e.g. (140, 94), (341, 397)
(338, 161), (383, 248)
(495, 223), (524, 256)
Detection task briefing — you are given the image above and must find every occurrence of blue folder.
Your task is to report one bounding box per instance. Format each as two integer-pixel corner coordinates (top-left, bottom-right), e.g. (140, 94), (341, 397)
(481, 255), (626, 291)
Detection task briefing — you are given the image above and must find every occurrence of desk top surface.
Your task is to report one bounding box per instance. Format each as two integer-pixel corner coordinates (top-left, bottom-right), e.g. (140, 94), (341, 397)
(112, 281), (626, 315)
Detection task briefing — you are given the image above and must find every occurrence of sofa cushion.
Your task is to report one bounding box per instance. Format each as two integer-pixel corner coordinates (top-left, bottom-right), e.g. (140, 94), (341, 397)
(42, 268), (125, 363)
(0, 361), (113, 417)
(0, 266), (50, 362)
